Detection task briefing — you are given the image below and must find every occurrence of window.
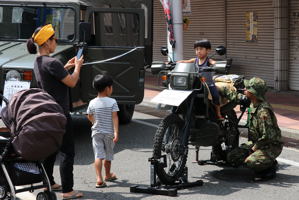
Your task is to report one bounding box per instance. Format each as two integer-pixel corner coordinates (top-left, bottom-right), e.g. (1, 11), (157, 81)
(0, 6), (75, 41)
(94, 11), (140, 46)
(0, 7), (3, 22)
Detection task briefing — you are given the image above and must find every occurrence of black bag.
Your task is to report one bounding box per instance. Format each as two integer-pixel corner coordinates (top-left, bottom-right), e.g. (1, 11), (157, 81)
(1, 88), (66, 161)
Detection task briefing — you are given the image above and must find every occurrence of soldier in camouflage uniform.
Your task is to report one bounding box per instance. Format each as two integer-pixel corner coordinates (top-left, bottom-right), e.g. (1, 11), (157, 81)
(226, 77), (283, 181)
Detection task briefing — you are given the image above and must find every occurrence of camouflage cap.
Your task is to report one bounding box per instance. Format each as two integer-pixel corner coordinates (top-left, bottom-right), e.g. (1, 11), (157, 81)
(244, 77), (267, 101)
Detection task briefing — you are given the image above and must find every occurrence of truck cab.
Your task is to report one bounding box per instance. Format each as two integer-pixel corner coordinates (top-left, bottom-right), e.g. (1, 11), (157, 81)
(0, 0), (153, 123)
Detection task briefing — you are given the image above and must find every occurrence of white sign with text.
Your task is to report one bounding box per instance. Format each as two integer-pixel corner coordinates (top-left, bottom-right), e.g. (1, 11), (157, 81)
(1, 80), (30, 109)
(151, 89), (192, 106)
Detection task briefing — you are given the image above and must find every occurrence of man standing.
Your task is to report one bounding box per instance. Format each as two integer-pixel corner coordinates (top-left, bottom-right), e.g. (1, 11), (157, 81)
(227, 77), (283, 181)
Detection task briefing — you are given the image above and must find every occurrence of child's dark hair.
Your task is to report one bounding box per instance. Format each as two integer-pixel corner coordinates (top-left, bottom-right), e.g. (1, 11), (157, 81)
(93, 74), (114, 92)
(194, 39), (211, 49)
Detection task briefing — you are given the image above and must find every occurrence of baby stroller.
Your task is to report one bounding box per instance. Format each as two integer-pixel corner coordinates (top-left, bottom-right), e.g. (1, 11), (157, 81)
(0, 89), (67, 200)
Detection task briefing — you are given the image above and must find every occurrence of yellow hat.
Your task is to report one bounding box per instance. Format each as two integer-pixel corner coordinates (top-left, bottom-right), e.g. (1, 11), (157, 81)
(32, 24), (55, 46)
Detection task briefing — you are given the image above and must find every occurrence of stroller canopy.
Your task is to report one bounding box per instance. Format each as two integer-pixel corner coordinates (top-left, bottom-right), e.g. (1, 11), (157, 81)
(1, 88), (66, 161)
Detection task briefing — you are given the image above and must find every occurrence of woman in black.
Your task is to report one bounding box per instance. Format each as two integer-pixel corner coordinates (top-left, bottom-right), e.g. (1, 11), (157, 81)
(27, 24), (84, 199)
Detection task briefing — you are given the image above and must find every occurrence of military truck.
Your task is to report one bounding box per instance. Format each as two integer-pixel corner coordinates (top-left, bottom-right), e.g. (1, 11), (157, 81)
(0, 0), (153, 123)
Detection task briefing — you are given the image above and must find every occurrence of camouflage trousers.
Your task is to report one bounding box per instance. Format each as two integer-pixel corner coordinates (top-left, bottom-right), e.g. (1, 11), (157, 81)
(227, 143), (283, 172)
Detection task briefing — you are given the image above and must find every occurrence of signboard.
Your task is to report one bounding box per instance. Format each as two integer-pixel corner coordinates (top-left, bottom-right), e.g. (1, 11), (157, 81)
(1, 80), (30, 109)
(245, 11), (258, 42)
(182, 0), (192, 15)
(151, 89), (193, 106)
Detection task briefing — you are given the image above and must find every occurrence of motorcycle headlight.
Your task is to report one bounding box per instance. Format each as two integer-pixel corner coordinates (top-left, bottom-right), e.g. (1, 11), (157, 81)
(6, 70), (21, 81)
(170, 74), (190, 90)
(173, 76), (187, 87)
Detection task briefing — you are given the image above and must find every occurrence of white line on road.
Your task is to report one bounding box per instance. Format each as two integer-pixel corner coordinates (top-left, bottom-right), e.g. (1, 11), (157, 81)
(132, 119), (159, 128)
(277, 158), (299, 168)
(133, 119), (299, 168)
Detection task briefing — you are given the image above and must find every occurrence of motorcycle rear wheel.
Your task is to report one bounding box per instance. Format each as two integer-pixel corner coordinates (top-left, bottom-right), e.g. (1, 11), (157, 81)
(153, 114), (188, 185)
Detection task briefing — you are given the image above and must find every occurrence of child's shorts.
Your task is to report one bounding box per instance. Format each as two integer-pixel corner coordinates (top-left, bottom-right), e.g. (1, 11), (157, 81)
(92, 134), (114, 161)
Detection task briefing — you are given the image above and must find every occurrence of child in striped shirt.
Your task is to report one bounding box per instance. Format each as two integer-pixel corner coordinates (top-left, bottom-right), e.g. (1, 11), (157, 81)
(87, 74), (119, 188)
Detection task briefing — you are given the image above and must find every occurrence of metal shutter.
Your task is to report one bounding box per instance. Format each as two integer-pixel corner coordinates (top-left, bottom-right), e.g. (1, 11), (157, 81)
(182, 0), (225, 59)
(152, 1), (225, 62)
(226, 0), (274, 87)
(289, 0), (299, 91)
(153, 0), (168, 62)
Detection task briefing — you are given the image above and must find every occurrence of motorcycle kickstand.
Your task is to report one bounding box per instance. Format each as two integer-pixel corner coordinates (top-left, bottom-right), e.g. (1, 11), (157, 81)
(192, 146), (200, 163)
(192, 146), (216, 165)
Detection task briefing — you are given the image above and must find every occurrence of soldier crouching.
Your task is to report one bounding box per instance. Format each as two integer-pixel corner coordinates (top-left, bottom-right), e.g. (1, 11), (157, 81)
(227, 77), (283, 181)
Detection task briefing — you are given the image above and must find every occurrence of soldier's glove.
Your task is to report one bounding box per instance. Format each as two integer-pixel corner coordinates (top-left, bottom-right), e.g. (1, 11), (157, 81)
(240, 142), (254, 150)
(239, 96), (251, 112)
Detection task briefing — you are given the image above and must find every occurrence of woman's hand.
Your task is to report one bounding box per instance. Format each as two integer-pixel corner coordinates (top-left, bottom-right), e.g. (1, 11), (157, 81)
(74, 55), (84, 71)
(64, 57), (75, 70)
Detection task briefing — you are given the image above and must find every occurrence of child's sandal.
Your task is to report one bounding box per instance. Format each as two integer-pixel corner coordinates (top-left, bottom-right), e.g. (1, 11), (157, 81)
(95, 182), (107, 188)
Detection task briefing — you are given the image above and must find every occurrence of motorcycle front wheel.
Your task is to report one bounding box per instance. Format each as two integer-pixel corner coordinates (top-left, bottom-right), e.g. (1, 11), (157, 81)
(153, 113), (188, 185)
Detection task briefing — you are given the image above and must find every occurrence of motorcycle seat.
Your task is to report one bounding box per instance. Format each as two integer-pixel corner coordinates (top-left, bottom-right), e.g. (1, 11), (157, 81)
(215, 82), (236, 106)
(213, 74), (243, 84)
(213, 74), (243, 106)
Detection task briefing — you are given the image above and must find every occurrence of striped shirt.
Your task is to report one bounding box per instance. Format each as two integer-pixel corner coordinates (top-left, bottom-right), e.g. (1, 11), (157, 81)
(87, 97), (119, 137)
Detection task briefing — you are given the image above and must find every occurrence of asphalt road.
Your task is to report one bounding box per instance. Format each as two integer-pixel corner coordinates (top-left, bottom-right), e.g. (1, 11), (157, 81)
(15, 108), (299, 200)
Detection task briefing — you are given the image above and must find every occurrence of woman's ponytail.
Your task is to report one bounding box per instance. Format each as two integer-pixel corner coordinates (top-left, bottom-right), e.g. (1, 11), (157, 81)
(27, 37), (37, 54)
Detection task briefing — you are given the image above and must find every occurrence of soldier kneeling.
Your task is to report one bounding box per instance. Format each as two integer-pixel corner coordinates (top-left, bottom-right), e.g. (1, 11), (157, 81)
(227, 77), (283, 181)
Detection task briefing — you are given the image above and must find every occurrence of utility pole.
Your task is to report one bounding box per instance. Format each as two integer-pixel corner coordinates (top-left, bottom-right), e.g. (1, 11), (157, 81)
(171, 0), (183, 61)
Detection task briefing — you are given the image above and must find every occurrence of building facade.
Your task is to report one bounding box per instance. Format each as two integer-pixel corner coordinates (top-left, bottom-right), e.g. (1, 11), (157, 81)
(153, 0), (299, 91)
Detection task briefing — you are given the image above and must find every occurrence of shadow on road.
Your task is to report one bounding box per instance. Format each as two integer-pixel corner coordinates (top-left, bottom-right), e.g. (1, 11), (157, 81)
(187, 164), (299, 197)
(72, 116), (158, 165)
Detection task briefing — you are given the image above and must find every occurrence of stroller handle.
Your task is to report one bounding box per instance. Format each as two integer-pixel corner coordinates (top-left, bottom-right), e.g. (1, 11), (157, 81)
(0, 93), (9, 106)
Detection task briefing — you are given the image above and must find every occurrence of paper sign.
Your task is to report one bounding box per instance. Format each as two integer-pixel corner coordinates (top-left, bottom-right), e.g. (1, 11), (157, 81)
(1, 80), (30, 109)
(151, 89), (193, 106)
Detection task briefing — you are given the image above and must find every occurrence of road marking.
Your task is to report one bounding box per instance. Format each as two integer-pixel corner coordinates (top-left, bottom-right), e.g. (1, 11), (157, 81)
(133, 119), (159, 128)
(133, 119), (299, 168)
(277, 158), (299, 168)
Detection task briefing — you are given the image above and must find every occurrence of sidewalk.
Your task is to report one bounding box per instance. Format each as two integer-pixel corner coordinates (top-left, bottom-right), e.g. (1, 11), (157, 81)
(142, 88), (299, 139)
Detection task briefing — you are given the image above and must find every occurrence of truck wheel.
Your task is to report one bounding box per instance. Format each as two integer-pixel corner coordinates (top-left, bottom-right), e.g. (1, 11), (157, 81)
(118, 104), (135, 124)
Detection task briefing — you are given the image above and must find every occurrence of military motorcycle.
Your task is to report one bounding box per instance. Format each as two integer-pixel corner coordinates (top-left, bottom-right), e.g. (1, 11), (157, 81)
(150, 46), (250, 185)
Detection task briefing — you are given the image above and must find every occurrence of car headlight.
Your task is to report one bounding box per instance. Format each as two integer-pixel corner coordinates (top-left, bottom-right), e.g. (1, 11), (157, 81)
(173, 76), (187, 87)
(6, 70), (21, 81)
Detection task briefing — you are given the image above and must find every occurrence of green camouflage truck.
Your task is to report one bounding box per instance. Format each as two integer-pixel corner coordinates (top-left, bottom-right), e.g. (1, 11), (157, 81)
(0, 0), (153, 123)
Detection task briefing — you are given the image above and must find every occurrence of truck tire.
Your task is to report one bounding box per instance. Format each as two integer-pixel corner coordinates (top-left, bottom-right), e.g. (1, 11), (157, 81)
(118, 104), (135, 124)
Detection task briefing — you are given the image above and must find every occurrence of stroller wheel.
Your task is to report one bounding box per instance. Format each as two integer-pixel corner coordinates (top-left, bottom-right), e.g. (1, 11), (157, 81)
(37, 192), (48, 200)
(0, 186), (8, 200)
(37, 191), (56, 200)
(45, 191), (57, 200)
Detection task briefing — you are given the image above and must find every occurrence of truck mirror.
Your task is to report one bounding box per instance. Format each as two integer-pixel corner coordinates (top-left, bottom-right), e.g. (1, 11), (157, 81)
(160, 47), (168, 56)
(215, 45), (226, 56)
(79, 22), (91, 43)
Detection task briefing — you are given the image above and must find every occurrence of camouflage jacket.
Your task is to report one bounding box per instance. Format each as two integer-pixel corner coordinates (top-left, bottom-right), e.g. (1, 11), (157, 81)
(219, 88), (282, 150)
(247, 101), (282, 149)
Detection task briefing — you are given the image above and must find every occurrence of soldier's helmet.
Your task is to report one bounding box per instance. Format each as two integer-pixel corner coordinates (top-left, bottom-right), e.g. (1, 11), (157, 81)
(244, 77), (267, 101)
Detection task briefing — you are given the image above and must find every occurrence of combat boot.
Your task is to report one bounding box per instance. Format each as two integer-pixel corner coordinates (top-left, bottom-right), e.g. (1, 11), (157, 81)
(253, 160), (278, 181)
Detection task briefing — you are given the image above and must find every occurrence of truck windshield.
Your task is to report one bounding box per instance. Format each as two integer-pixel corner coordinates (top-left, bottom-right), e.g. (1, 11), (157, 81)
(0, 6), (75, 41)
